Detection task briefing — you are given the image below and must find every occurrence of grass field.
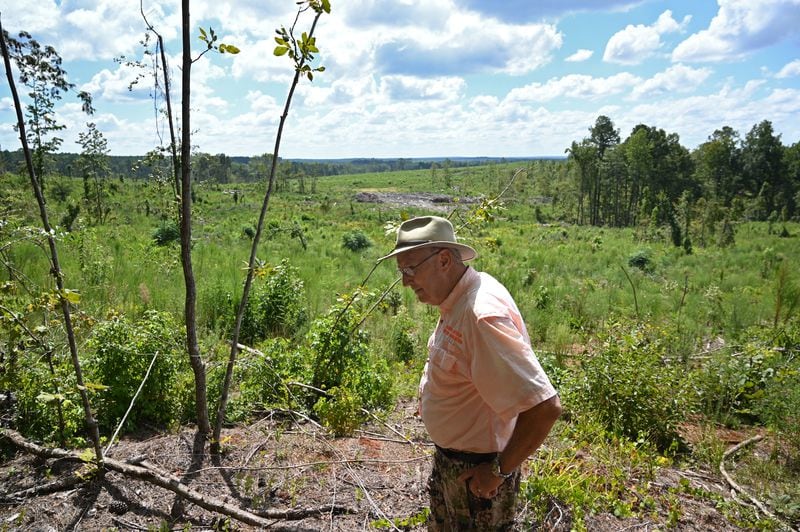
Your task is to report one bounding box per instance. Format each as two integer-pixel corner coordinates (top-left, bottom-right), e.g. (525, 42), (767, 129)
(2, 161), (799, 529)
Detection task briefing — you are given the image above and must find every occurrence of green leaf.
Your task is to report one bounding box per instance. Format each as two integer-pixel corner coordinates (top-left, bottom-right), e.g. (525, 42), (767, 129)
(223, 43), (240, 54)
(37, 392), (65, 404)
(316, 66), (326, 72)
(322, 0), (331, 14)
(274, 37), (287, 45)
(61, 289), (81, 304)
(274, 46), (289, 56)
(308, 72), (314, 81)
(83, 382), (110, 392)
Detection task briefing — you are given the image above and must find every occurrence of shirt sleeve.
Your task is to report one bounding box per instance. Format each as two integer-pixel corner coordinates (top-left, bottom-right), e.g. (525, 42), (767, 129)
(469, 315), (557, 421)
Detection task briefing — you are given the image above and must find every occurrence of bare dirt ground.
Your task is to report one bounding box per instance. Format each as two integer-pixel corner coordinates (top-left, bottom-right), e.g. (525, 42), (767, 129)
(0, 398), (777, 531)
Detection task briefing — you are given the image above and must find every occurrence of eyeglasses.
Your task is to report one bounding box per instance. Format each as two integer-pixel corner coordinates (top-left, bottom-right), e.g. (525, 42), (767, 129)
(397, 249), (441, 277)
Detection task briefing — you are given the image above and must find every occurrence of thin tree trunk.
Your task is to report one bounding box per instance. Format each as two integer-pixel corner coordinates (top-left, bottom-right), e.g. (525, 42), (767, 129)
(212, 7), (325, 454)
(177, 0), (210, 438)
(0, 17), (104, 469)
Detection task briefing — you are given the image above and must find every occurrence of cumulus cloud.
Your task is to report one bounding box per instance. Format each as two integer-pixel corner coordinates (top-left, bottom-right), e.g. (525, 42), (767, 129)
(672, 0), (800, 63)
(507, 73), (641, 102)
(379, 76), (466, 101)
(565, 49), (594, 62)
(375, 15), (563, 76)
(776, 59), (800, 78)
(604, 10), (691, 65)
(460, 0), (644, 22)
(631, 64), (713, 99)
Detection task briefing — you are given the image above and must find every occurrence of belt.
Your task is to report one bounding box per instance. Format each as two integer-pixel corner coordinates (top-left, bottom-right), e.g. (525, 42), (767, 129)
(435, 445), (496, 465)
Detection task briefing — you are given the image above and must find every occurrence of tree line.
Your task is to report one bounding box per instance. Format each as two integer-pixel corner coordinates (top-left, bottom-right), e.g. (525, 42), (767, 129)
(0, 148), (528, 184)
(567, 116), (800, 236)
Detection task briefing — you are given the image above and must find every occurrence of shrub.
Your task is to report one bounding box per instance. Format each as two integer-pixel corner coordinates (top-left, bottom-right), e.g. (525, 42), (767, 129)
(152, 221), (180, 245)
(85, 310), (189, 431)
(342, 230), (372, 252)
(308, 293), (396, 432)
(239, 259), (308, 343)
(693, 332), (784, 426)
(390, 309), (419, 363)
(572, 321), (692, 450)
(627, 249), (653, 272)
(314, 386), (364, 436)
(216, 337), (310, 422)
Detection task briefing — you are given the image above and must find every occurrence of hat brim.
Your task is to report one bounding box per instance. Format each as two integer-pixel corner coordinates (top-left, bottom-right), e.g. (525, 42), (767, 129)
(378, 241), (477, 262)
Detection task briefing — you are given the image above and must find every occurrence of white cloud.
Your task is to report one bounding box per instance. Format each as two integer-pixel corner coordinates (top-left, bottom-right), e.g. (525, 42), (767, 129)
(1, 0), (60, 35)
(631, 64), (713, 99)
(372, 12), (563, 77)
(614, 81), (799, 148)
(565, 49), (594, 62)
(776, 59), (800, 78)
(672, 0), (800, 63)
(507, 73), (641, 102)
(604, 10), (690, 65)
(80, 65), (153, 103)
(379, 76), (466, 102)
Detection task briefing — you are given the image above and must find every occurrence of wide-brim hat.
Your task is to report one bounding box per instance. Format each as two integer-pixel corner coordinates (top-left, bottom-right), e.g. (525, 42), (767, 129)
(379, 215), (477, 262)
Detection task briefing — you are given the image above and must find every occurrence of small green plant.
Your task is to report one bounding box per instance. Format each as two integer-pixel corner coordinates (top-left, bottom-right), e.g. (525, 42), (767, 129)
(313, 386), (364, 436)
(152, 221), (180, 245)
(239, 259), (308, 343)
(85, 310), (190, 431)
(573, 320), (693, 450)
(372, 507), (430, 530)
(341, 230), (372, 252)
(627, 248), (653, 272)
(389, 309), (419, 363)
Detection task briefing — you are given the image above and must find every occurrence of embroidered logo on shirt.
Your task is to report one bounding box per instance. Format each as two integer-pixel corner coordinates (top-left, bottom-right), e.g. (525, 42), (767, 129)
(443, 325), (463, 344)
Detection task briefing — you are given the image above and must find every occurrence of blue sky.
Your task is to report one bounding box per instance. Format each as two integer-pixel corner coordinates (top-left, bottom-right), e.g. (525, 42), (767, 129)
(1, 0), (799, 158)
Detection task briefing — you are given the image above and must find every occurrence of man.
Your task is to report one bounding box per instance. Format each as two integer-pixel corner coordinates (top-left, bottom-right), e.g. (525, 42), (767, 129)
(380, 215), (561, 531)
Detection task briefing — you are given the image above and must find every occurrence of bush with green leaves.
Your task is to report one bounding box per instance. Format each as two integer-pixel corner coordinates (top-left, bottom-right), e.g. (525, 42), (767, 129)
(217, 337), (311, 422)
(152, 221), (180, 245)
(85, 310), (190, 432)
(692, 328), (789, 426)
(239, 259), (308, 343)
(627, 249), (654, 272)
(2, 351), (85, 445)
(389, 309), (420, 363)
(341, 230), (372, 252)
(572, 320), (693, 450)
(308, 292), (396, 433)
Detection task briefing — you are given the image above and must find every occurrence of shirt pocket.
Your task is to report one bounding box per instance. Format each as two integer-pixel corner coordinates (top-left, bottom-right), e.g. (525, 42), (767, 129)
(429, 345), (458, 372)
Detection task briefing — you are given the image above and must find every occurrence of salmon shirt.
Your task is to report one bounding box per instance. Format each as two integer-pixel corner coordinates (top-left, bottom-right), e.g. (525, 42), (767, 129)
(419, 267), (557, 453)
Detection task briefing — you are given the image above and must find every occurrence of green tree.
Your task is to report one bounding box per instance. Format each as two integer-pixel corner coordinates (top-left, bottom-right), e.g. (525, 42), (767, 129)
(587, 115), (620, 225)
(784, 140), (800, 219)
(2, 30), (93, 193)
(693, 126), (741, 207)
(741, 120), (786, 219)
(566, 139), (598, 225)
(76, 122), (111, 224)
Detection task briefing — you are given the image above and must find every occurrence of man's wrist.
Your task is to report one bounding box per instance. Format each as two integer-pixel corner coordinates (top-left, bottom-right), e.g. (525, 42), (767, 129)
(490, 454), (513, 479)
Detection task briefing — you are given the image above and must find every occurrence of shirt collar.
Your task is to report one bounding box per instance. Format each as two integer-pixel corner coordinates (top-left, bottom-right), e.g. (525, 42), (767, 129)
(438, 267), (478, 313)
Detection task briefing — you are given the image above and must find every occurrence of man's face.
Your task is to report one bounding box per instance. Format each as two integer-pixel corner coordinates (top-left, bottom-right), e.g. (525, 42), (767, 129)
(396, 247), (447, 305)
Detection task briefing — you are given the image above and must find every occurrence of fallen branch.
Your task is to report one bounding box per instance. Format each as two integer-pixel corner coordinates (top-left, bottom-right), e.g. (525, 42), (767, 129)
(0, 471), (86, 503)
(1, 428), (270, 527)
(719, 434), (785, 525)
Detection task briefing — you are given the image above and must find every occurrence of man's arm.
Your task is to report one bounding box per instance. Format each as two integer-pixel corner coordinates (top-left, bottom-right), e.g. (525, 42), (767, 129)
(497, 395), (562, 473)
(458, 395), (562, 498)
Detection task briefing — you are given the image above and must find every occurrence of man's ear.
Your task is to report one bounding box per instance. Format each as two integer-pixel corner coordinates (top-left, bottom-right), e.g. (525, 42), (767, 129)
(439, 248), (454, 269)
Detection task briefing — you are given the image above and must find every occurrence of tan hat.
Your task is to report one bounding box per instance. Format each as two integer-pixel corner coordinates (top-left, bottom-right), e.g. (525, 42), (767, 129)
(379, 216), (477, 262)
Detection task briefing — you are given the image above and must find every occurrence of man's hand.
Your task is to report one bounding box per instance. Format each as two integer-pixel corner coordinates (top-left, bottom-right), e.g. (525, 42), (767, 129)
(457, 462), (505, 499)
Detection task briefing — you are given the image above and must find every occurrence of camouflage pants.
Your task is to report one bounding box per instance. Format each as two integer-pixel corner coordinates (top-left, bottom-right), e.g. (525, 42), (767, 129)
(428, 447), (521, 531)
